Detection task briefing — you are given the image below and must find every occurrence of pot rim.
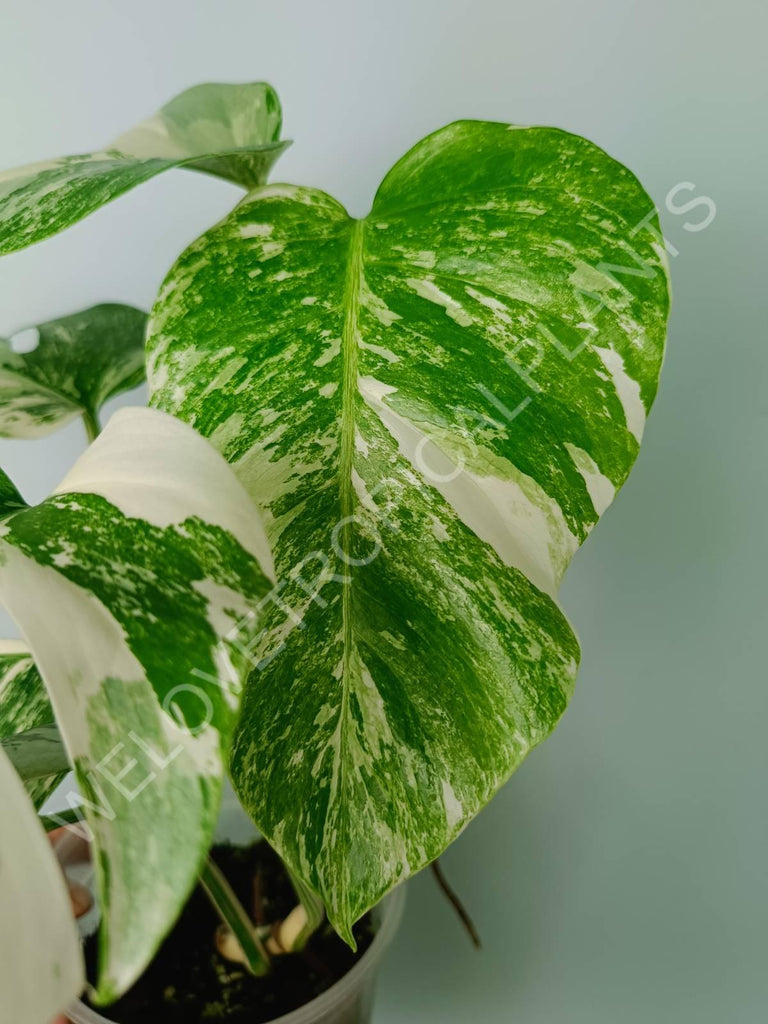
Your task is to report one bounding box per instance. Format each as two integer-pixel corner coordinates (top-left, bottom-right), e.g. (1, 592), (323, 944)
(66, 883), (406, 1024)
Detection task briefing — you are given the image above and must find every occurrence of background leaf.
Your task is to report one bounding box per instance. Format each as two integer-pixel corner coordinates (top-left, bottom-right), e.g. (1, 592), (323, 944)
(0, 303), (147, 439)
(0, 407), (275, 1001)
(0, 465), (27, 518)
(0, 641), (67, 807)
(0, 82), (289, 256)
(147, 121), (669, 941)
(0, 745), (84, 1024)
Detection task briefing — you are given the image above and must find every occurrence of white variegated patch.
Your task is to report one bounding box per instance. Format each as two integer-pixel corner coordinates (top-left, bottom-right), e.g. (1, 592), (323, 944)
(594, 345), (647, 442)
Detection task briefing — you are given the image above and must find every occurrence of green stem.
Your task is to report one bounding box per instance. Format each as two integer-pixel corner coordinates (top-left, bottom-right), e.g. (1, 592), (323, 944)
(201, 856), (271, 976)
(285, 866), (326, 951)
(1, 723), (70, 779)
(83, 408), (101, 443)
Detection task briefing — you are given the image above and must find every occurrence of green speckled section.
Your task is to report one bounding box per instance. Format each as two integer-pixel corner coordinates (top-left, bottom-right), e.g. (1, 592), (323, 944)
(0, 82), (289, 255)
(147, 121), (670, 942)
(0, 304), (146, 438)
(0, 410), (274, 1002)
(0, 644), (65, 807)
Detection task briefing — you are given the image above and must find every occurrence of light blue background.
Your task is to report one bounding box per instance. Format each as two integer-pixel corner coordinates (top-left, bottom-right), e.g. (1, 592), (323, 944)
(1, 2), (765, 1021)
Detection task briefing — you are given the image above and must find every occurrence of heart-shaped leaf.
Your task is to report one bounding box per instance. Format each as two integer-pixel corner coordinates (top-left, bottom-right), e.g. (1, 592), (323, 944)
(0, 407), (275, 1001)
(0, 641), (67, 807)
(0, 303), (146, 439)
(147, 121), (670, 941)
(0, 745), (84, 1024)
(0, 82), (289, 256)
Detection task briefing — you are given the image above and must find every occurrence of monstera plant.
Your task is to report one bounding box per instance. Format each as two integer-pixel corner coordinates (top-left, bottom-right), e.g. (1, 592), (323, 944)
(0, 82), (669, 1024)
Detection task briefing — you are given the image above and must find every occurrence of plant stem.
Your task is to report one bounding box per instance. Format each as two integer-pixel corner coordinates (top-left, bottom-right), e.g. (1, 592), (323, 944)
(82, 408), (101, 443)
(0, 723), (70, 780)
(201, 856), (271, 976)
(431, 859), (482, 950)
(284, 865), (325, 952)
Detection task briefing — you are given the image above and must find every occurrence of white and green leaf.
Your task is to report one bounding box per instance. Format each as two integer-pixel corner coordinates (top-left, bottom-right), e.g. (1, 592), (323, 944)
(0, 745), (84, 1024)
(0, 82), (289, 255)
(0, 303), (146, 440)
(147, 121), (670, 942)
(0, 641), (68, 807)
(0, 407), (275, 1002)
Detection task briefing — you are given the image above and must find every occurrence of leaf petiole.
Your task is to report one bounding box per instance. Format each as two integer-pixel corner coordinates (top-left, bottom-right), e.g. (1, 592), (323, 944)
(201, 855), (271, 976)
(82, 408), (101, 443)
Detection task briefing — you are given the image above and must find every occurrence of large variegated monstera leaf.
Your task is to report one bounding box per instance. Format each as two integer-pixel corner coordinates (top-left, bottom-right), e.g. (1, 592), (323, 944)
(0, 82), (288, 255)
(0, 408), (274, 1002)
(147, 121), (670, 942)
(0, 303), (146, 439)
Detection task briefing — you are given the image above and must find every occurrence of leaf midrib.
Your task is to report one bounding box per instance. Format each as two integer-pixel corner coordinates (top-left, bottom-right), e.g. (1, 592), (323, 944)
(332, 217), (365, 915)
(340, 219), (364, 639)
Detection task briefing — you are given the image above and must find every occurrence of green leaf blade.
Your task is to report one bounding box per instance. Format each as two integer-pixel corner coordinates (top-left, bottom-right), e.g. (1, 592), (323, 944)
(147, 122), (669, 942)
(0, 154), (171, 257)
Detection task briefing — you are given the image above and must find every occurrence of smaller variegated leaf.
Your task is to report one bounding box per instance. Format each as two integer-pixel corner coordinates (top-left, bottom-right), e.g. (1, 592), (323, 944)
(0, 82), (289, 255)
(0, 407), (275, 1003)
(0, 640), (68, 807)
(0, 303), (146, 439)
(0, 745), (84, 1024)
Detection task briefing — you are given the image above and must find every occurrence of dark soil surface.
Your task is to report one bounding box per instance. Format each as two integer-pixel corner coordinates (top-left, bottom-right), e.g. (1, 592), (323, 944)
(83, 841), (375, 1024)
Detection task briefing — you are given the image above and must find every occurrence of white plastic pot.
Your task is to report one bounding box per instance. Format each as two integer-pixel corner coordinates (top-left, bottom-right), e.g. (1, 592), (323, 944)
(63, 786), (406, 1024)
(66, 886), (405, 1024)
